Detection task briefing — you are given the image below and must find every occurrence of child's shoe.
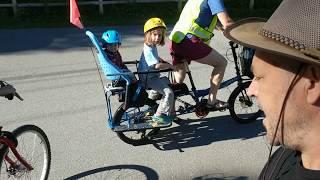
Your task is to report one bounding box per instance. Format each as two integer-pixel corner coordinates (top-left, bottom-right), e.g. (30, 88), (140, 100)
(150, 114), (173, 126)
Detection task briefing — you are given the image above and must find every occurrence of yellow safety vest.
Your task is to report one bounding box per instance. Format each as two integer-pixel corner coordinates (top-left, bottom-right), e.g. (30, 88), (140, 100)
(169, 0), (218, 44)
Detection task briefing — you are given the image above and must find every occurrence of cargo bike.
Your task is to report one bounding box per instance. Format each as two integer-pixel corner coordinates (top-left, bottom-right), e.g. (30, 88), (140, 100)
(86, 31), (262, 145)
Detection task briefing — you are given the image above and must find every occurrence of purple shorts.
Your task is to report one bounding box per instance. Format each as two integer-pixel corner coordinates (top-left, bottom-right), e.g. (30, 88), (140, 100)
(168, 35), (212, 65)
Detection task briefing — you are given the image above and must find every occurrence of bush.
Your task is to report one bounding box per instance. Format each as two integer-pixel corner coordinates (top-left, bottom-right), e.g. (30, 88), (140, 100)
(0, 0), (282, 28)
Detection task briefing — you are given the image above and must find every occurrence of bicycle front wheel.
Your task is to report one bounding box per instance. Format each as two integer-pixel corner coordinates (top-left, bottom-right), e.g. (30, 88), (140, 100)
(0, 125), (51, 180)
(228, 81), (263, 124)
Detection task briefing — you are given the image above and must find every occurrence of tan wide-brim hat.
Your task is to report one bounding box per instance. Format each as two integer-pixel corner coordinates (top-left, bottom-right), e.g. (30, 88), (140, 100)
(224, 0), (320, 66)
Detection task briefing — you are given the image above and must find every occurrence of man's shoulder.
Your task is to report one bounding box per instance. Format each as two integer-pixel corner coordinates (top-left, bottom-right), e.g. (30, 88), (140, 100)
(273, 147), (296, 157)
(259, 147), (299, 180)
(269, 147), (298, 166)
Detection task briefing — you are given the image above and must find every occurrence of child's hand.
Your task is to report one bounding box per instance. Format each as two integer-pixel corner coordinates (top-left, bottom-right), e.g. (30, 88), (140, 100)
(155, 62), (177, 71)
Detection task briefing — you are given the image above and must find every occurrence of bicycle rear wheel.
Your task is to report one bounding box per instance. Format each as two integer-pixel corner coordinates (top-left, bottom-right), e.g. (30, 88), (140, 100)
(0, 125), (51, 180)
(228, 81), (263, 124)
(114, 102), (159, 145)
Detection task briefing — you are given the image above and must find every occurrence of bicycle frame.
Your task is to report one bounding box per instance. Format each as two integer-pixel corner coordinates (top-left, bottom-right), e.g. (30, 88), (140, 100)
(104, 41), (254, 128)
(174, 41), (252, 116)
(86, 29), (256, 132)
(0, 127), (33, 171)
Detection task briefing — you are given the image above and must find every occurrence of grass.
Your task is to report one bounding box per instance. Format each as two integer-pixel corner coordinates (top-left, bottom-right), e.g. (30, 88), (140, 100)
(0, 0), (282, 29)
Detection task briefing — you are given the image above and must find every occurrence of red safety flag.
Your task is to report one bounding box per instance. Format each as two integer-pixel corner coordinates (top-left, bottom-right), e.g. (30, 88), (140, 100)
(70, 0), (84, 29)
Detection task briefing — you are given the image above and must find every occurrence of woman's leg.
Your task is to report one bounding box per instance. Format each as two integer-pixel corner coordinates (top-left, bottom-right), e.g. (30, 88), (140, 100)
(173, 62), (187, 84)
(195, 49), (227, 105)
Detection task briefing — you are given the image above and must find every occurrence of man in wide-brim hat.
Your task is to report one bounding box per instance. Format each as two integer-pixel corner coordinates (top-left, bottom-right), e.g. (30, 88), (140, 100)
(224, 0), (320, 179)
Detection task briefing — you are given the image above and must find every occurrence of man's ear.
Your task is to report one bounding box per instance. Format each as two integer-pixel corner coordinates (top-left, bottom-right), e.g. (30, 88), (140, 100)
(304, 65), (320, 105)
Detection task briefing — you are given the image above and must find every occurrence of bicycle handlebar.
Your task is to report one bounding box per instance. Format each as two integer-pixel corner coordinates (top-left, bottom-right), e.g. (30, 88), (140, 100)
(123, 60), (139, 65)
(13, 92), (24, 101)
(0, 81), (23, 101)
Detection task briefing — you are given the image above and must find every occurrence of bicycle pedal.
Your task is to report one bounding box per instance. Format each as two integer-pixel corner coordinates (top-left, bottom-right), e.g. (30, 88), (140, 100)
(219, 108), (227, 112)
(207, 106), (227, 112)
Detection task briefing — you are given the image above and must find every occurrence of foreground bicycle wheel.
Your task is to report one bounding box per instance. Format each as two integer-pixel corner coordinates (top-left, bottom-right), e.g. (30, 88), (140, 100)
(228, 81), (263, 124)
(0, 125), (51, 180)
(113, 103), (159, 145)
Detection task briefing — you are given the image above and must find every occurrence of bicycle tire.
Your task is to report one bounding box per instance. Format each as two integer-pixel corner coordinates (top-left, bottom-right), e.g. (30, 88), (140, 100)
(228, 81), (263, 124)
(0, 125), (51, 180)
(0, 145), (5, 171)
(113, 103), (159, 145)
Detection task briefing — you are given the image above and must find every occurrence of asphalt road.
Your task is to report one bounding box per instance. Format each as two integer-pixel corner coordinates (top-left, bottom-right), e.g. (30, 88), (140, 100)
(0, 26), (269, 180)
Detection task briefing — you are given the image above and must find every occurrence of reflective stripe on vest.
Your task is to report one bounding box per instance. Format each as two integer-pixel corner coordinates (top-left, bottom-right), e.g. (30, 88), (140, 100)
(169, 0), (218, 43)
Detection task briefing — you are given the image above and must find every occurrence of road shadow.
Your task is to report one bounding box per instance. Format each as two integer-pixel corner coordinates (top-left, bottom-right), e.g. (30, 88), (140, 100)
(0, 25), (175, 54)
(64, 164), (159, 180)
(0, 26), (147, 54)
(149, 115), (265, 151)
(193, 174), (248, 180)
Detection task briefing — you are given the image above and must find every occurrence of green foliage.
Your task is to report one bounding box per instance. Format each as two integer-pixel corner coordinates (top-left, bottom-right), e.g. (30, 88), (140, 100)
(0, 0), (282, 28)
(225, 0), (282, 19)
(80, 3), (180, 26)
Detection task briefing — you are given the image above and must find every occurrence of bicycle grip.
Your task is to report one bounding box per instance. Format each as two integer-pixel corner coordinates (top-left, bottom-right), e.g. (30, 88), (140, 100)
(14, 92), (24, 101)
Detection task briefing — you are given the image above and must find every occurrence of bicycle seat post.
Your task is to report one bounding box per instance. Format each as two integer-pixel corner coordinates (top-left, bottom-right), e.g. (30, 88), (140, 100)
(183, 62), (197, 92)
(184, 61), (190, 73)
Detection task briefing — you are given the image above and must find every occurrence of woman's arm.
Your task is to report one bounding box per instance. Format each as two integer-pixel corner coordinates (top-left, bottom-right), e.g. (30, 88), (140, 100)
(217, 11), (234, 30)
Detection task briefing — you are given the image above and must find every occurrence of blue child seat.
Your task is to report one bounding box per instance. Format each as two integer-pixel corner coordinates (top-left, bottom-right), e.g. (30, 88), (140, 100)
(85, 30), (134, 84)
(86, 30), (148, 109)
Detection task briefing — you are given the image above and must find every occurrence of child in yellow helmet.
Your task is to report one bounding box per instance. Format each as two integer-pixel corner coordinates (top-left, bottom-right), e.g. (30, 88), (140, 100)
(138, 17), (176, 126)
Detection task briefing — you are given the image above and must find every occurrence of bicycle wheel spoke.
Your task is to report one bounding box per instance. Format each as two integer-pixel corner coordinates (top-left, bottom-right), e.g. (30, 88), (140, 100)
(114, 103), (158, 145)
(229, 81), (262, 124)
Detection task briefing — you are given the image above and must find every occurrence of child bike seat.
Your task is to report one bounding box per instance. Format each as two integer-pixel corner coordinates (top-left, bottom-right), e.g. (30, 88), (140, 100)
(85, 31), (135, 84)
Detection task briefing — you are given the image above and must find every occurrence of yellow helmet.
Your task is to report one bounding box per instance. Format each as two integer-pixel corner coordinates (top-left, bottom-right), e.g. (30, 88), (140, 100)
(144, 17), (167, 33)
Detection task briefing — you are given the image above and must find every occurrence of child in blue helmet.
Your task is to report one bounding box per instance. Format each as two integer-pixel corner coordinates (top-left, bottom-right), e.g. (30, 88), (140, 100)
(102, 30), (135, 87)
(101, 30), (127, 69)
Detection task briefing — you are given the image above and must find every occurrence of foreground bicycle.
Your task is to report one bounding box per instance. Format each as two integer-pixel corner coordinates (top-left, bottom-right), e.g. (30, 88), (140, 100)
(0, 81), (51, 180)
(86, 31), (262, 145)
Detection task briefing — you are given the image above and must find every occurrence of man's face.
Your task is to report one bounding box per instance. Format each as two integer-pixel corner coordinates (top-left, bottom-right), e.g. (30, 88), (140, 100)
(248, 51), (308, 147)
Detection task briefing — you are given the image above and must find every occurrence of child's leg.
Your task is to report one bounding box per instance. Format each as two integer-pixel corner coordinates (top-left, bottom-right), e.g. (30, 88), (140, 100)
(147, 77), (174, 116)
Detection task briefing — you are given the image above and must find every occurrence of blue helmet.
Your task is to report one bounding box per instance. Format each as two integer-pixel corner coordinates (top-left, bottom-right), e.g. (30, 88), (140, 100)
(101, 30), (121, 44)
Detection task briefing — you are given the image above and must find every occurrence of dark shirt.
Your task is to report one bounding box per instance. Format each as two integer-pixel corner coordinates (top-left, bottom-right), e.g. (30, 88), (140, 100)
(259, 147), (320, 180)
(104, 48), (126, 69)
